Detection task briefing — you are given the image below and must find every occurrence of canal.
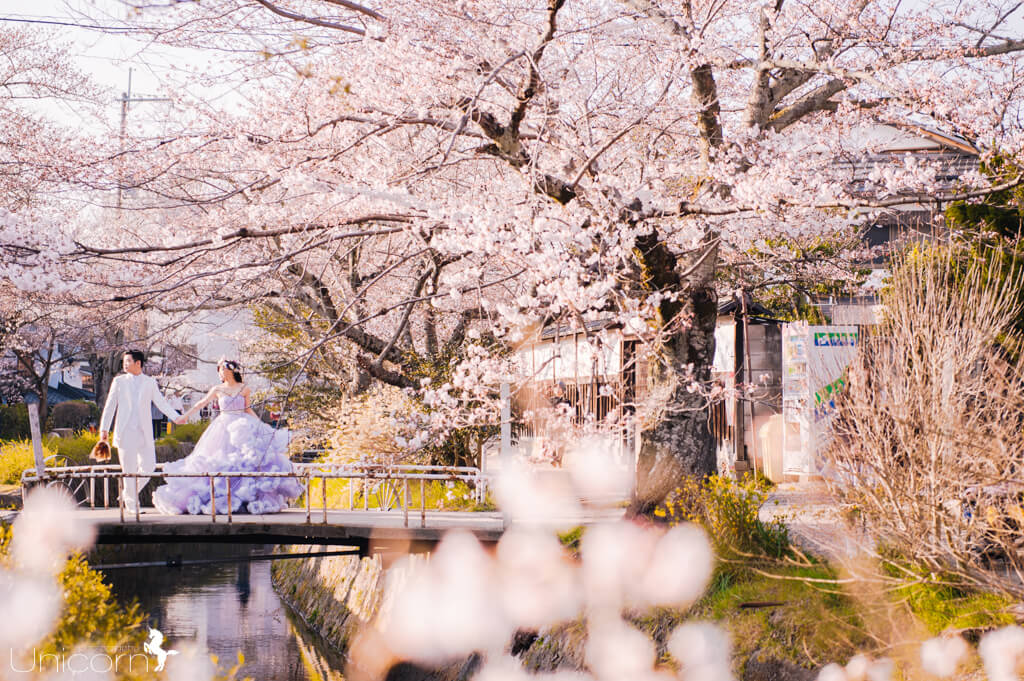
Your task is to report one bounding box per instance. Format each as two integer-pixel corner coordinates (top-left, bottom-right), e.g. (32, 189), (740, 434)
(94, 543), (346, 681)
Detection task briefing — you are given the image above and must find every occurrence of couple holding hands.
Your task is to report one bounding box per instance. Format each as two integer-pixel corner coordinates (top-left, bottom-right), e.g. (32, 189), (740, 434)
(96, 350), (301, 515)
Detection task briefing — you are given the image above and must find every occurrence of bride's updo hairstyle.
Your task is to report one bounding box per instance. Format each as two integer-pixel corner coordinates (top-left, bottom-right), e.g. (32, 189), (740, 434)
(218, 358), (243, 383)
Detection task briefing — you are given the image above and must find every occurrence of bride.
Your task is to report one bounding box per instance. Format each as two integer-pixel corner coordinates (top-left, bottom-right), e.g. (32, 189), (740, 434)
(152, 358), (302, 515)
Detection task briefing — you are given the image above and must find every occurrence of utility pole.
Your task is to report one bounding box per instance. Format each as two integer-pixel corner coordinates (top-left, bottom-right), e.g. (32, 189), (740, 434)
(117, 68), (171, 210)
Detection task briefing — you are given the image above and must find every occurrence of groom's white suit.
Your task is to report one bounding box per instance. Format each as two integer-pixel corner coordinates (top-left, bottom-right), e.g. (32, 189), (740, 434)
(100, 372), (182, 511)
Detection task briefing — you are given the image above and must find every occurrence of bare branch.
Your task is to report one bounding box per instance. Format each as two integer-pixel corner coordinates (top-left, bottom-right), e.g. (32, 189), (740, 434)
(252, 0), (368, 35)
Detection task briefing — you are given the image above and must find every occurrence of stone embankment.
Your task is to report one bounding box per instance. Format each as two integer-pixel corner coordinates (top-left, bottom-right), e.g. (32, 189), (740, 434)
(271, 545), (816, 681)
(271, 547), (396, 656)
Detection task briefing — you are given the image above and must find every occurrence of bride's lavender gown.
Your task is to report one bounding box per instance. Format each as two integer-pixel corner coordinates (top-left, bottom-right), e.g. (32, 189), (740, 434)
(152, 392), (302, 515)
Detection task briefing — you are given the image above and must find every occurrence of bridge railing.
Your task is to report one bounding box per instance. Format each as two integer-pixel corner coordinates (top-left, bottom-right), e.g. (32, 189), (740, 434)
(20, 462), (489, 528)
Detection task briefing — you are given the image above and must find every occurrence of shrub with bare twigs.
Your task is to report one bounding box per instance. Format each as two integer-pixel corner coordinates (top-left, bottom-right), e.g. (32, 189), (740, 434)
(827, 248), (1024, 597)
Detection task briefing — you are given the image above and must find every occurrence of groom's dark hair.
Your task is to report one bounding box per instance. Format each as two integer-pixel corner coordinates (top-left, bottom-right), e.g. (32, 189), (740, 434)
(124, 349), (146, 366)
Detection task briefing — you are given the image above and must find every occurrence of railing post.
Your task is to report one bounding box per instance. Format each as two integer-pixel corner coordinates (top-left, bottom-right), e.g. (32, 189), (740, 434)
(104, 473), (110, 508)
(89, 475), (95, 509)
(403, 478), (409, 528)
(227, 476), (232, 524)
(420, 478), (426, 529)
(363, 477), (368, 510)
(209, 477), (216, 523)
(305, 473), (311, 524)
(322, 475), (328, 525)
(134, 476), (141, 523)
(118, 477), (124, 524)
(348, 476), (354, 510)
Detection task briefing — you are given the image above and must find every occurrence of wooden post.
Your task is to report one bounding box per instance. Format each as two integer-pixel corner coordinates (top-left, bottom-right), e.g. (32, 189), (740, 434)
(322, 476), (328, 524)
(227, 477), (232, 524)
(27, 403), (45, 478)
(420, 478), (426, 528)
(741, 292), (760, 478)
(500, 382), (511, 464)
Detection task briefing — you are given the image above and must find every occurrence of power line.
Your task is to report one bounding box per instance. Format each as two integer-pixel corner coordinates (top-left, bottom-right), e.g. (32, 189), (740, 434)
(0, 15), (140, 32)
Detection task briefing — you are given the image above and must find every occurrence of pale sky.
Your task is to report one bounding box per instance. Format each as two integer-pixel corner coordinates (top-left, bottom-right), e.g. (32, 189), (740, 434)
(4, 0), (240, 131)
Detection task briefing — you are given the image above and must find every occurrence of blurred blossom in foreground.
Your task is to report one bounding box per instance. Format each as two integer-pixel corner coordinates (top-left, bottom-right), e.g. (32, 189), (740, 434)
(817, 663), (847, 681)
(0, 488), (96, 657)
(634, 525), (713, 609)
(980, 626), (1024, 681)
(564, 436), (632, 502)
(496, 529), (581, 629)
(385, 530), (508, 663)
(584, 616), (656, 681)
(814, 656), (892, 681)
(494, 461), (583, 527)
(0, 572), (61, 654)
(667, 622), (733, 681)
(163, 644), (218, 681)
(12, 487), (95, 575)
(581, 521), (713, 612)
(921, 635), (968, 678)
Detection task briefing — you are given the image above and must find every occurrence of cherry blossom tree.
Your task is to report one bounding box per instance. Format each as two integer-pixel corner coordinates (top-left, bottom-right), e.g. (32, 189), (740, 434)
(59, 0), (1024, 512)
(0, 23), (116, 420)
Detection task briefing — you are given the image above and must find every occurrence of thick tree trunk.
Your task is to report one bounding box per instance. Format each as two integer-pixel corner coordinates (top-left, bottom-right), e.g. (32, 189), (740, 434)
(90, 350), (121, 408)
(628, 229), (719, 516)
(629, 284), (718, 515)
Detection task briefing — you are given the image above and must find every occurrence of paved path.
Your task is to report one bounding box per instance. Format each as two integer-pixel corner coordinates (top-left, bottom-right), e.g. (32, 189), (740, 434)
(760, 482), (866, 559)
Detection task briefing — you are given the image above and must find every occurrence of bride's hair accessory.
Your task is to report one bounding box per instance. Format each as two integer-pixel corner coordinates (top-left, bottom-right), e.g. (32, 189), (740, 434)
(217, 357), (244, 381)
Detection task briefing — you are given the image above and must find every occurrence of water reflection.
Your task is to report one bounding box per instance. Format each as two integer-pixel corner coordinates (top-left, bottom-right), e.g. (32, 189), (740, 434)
(97, 544), (345, 681)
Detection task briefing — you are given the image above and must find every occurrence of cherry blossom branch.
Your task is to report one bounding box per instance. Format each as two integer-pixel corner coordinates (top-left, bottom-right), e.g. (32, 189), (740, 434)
(321, 0), (386, 22)
(71, 215), (416, 256)
(251, 0), (369, 36)
(509, 0), (566, 137)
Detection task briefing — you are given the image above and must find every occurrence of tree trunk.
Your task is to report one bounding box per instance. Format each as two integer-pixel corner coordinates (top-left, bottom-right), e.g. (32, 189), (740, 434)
(628, 230), (719, 516)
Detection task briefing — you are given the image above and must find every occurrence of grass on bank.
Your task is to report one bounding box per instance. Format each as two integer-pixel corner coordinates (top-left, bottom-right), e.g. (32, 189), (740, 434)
(0, 422), (213, 486)
(643, 475), (1017, 674)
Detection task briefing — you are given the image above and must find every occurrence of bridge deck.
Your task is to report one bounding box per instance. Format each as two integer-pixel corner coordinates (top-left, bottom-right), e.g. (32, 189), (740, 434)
(82, 508), (508, 546)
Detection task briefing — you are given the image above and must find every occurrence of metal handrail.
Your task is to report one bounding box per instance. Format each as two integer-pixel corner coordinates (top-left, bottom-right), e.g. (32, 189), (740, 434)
(21, 462), (489, 529)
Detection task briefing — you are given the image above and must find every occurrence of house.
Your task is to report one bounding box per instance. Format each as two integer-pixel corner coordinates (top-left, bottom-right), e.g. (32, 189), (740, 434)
(498, 120), (979, 485)
(147, 308), (274, 421)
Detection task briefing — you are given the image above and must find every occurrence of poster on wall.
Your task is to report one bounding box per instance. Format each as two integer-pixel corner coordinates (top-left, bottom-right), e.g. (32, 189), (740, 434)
(782, 323), (859, 475)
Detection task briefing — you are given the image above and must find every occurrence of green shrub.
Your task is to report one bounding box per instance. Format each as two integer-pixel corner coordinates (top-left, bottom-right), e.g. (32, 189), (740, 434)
(48, 400), (99, 431)
(656, 474), (790, 559)
(45, 432), (102, 466)
(877, 552), (1017, 634)
(165, 420), (210, 444)
(0, 440), (54, 484)
(0, 403), (29, 440)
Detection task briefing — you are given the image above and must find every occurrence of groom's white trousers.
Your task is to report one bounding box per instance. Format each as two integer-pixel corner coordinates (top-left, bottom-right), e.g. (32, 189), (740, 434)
(118, 431), (156, 508)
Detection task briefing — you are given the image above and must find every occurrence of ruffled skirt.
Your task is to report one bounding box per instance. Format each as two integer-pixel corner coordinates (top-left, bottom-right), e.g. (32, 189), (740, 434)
(152, 413), (302, 515)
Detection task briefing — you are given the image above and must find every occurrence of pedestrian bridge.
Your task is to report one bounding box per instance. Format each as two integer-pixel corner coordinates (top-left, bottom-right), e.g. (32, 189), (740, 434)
(18, 461), (625, 558)
(82, 507), (507, 557)
(20, 461), (501, 555)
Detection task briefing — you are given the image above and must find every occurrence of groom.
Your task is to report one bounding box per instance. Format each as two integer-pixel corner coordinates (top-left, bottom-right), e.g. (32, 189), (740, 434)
(99, 350), (183, 514)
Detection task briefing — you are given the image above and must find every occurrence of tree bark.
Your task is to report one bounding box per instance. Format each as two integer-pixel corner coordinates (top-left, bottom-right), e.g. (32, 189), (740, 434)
(629, 231), (719, 516)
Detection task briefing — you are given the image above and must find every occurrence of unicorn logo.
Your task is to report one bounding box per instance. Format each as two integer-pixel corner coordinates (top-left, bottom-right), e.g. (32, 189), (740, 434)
(143, 627), (179, 671)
